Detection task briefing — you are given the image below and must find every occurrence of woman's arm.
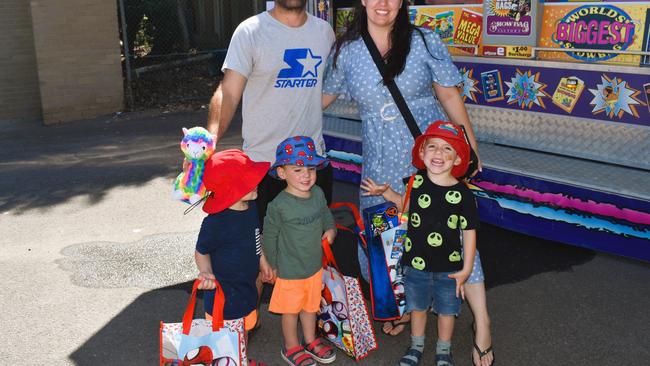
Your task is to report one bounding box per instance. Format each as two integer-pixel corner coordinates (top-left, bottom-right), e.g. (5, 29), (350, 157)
(434, 84), (482, 173)
(323, 94), (338, 110)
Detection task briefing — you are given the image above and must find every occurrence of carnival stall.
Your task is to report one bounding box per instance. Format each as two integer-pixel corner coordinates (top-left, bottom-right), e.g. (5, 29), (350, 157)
(320, 0), (650, 261)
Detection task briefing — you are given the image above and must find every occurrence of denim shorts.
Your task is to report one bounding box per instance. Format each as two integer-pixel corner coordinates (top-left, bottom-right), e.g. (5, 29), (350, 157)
(404, 266), (461, 316)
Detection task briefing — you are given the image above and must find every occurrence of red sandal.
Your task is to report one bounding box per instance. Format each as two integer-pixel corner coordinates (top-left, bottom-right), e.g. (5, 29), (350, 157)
(303, 338), (336, 364)
(281, 345), (316, 366)
(248, 359), (268, 366)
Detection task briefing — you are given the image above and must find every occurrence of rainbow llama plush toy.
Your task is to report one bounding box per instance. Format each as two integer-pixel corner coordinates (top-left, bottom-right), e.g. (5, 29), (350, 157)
(172, 127), (216, 204)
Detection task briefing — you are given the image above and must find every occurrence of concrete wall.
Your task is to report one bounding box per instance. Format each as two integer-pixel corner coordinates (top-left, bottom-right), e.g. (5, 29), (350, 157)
(0, 0), (42, 123)
(30, 0), (124, 124)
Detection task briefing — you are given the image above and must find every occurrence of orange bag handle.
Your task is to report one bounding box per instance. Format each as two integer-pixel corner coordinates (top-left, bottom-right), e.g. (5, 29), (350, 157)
(182, 279), (225, 334)
(321, 238), (343, 281)
(330, 202), (365, 232)
(330, 201), (368, 248)
(321, 238), (341, 271)
(400, 175), (415, 224)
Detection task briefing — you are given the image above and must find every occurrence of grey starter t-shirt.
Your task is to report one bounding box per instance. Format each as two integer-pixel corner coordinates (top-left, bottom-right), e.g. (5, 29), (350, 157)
(223, 11), (335, 163)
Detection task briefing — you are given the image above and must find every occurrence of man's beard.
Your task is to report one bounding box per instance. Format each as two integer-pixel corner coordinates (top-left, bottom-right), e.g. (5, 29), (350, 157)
(275, 0), (307, 11)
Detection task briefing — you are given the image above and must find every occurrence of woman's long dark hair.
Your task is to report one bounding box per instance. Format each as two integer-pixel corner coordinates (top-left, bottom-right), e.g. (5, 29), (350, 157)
(333, 1), (414, 84)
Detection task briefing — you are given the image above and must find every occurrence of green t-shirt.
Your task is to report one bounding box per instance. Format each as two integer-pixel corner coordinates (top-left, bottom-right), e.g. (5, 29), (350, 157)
(262, 186), (335, 279)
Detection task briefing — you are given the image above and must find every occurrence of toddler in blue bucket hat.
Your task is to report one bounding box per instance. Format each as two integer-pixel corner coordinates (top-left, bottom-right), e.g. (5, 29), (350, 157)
(263, 136), (338, 365)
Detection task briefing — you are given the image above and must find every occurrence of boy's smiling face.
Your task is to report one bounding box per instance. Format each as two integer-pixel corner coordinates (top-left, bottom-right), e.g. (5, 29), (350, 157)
(419, 137), (461, 177)
(276, 164), (316, 198)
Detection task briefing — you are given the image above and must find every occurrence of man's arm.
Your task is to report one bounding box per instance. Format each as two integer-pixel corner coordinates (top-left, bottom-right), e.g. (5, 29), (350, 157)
(207, 69), (248, 141)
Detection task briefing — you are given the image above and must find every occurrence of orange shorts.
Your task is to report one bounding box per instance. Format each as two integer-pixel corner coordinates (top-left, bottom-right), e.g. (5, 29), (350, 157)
(269, 269), (323, 314)
(205, 309), (258, 331)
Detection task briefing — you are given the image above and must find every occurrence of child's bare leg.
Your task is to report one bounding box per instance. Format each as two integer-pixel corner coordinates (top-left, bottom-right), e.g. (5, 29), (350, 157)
(437, 315), (454, 342)
(410, 309), (428, 336)
(299, 311), (317, 344)
(282, 313), (300, 349)
(301, 311), (335, 363)
(435, 315), (455, 366)
(465, 282), (493, 366)
(398, 310), (427, 366)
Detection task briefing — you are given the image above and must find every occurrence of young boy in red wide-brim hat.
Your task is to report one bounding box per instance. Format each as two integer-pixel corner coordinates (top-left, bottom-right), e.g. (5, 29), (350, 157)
(194, 149), (274, 366)
(362, 121), (479, 366)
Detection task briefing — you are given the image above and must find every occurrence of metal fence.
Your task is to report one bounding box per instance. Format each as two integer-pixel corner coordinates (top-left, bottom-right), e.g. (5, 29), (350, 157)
(117, 0), (263, 110)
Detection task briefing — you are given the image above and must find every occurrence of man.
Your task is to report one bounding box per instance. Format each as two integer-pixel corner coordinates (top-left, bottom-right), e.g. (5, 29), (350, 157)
(206, 2), (335, 350)
(207, 0), (336, 222)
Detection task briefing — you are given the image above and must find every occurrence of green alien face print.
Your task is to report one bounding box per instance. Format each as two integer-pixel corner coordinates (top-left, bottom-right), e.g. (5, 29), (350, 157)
(405, 236), (412, 252)
(427, 232), (443, 247)
(411, 256), (426, 270)
(372, 214), (383, 228)
(447, 214), (458, 229)
(448, 251), (461, 262)
(445, 190), (462, 204)
(412, 174), (424, 189)
(418, 194), (432, 209)
(460, 215), (468, 229)
(410, 212), (421, 228)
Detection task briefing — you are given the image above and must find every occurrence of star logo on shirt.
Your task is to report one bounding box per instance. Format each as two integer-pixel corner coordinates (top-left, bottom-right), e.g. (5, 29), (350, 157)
(277, 48), (322, 79)
(299, 49), (322, 78)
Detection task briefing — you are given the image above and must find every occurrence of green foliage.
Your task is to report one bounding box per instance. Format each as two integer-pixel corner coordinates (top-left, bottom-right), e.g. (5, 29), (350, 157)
(122, 0), (189, 58)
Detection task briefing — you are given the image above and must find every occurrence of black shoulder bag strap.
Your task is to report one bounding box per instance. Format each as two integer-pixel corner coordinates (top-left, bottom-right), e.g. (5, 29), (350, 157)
(360, 29), (422, 140)
(361, 28), (478, 178)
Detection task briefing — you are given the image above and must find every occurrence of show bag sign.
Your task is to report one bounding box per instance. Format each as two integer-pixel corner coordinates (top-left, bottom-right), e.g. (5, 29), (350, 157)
(485, 0), (532, 36)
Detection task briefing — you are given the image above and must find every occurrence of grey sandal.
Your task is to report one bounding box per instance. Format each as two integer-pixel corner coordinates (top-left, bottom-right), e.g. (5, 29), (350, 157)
(435, 352), (454, 366)
(397, 348), (423, 366)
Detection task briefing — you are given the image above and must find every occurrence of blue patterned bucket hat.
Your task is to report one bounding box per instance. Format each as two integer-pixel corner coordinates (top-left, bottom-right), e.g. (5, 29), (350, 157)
(269, 136), (329, 178)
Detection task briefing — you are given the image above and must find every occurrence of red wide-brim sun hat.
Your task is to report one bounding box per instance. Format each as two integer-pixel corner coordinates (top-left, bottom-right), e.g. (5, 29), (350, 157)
(411, 120), (470, 179)
(202, 149), (270, 214)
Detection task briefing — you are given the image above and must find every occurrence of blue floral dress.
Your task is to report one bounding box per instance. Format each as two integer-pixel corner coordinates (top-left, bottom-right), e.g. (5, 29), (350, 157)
(324, 28), (484, 283)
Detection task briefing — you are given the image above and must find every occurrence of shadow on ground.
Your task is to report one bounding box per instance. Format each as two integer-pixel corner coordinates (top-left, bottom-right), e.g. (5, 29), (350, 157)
(0, 110), (243, 213)
(478, 223), (596, 288)
(68, 281), (195, 365)
(68, 222), (595, 365)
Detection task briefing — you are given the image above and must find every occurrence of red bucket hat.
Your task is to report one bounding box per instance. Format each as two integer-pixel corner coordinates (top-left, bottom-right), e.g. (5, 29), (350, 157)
(412, 121), (470, 178)
(202, 149), (270, 214)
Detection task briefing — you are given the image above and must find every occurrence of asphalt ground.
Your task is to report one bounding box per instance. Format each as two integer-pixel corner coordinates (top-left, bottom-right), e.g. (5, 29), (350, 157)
(1, 110), (649, 365)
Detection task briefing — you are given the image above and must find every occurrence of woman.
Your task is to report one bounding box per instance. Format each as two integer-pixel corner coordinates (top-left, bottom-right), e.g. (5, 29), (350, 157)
(322, 1), (493, 365)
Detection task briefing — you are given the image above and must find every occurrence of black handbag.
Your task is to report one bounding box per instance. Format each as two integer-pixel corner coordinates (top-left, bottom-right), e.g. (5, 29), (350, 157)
(360, 29), (478, 179)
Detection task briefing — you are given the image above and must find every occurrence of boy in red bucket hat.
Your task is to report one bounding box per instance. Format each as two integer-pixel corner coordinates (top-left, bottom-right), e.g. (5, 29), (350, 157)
(361, 121), (479, 366)
(194, 149), (273, 366)
(262, 136), (337, 366)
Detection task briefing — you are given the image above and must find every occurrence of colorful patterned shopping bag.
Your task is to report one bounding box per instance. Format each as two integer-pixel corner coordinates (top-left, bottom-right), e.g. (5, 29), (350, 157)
(160, 279), (247, 366)
(318, 238), (377, 361)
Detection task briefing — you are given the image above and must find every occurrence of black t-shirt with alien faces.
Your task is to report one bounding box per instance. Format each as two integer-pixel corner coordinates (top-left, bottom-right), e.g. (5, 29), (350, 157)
(401, 171), (480, 273)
